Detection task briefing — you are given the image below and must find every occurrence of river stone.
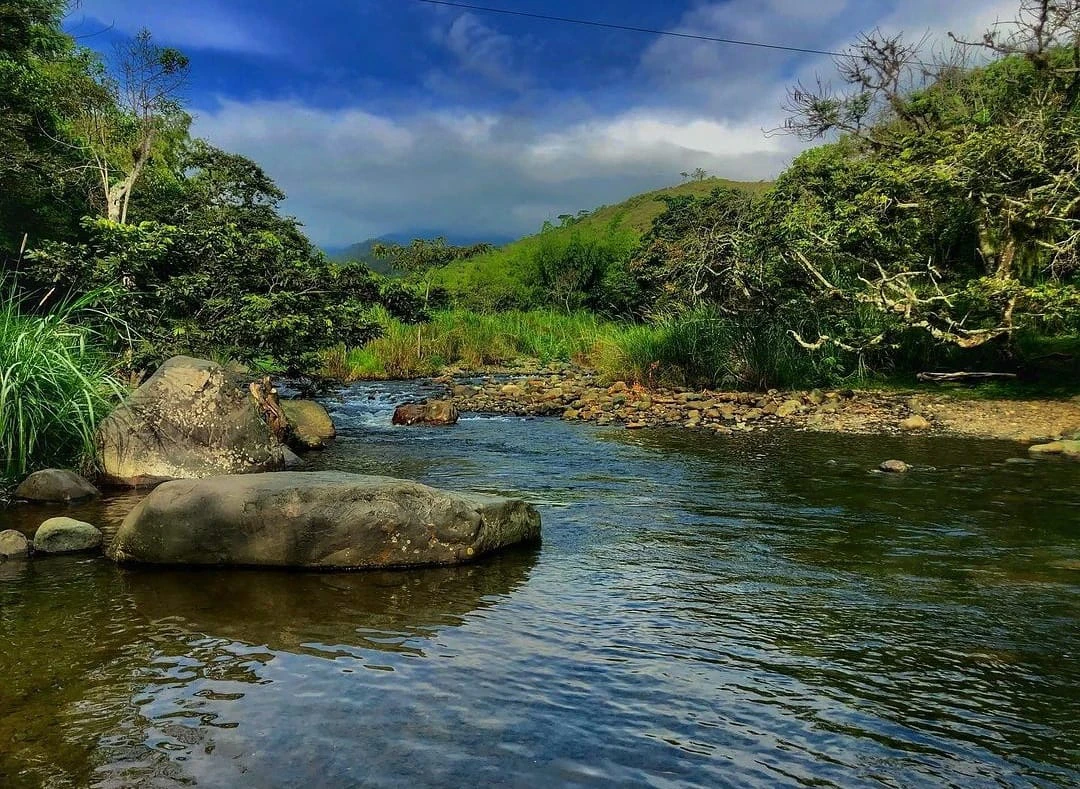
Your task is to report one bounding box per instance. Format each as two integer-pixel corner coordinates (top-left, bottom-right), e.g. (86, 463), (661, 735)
(96, 356), (283, 487)
(281, 399), (336, 450)
(392, 401), (459, 426)
(34, 518), (103, 554)
(1029, 440), (1080, 459)
(900, 415), (931, 431)
(14, 469), (99, 502)
(0, 530), (30, 559)
(108, 472), (542, 569)
(879, 460), (911, 473)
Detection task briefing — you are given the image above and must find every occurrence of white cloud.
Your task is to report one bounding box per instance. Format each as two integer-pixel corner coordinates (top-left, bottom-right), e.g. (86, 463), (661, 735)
(193, 100), (792, 246)
(189, 1), (1030, 245)
(71, 0), (280, 55)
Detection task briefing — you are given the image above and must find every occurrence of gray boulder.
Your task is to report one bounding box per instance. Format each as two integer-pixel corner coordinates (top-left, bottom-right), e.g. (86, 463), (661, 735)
(0, 530), (30, 559)
(281, 399), (336, 450)
(35, 518), (103, 554)
(14, 469), (99, 502)
(96, 356), (283, 487)
(108, 471), (541, 569)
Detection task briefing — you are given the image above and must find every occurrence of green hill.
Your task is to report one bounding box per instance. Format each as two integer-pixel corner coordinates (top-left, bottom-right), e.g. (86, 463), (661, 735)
(434, 177), (770, 311)
(572, 177), (771, 235)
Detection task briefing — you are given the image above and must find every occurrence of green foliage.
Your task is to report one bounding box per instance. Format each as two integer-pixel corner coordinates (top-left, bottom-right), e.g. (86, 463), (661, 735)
(19, 140), (412, 375)
(435, 179), (767, 315)
(0, 284), (121, 484)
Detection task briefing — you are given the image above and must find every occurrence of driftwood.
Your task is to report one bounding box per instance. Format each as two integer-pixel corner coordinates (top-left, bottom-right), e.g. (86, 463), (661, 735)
(917, 371), (1018, 384)
(249, 376), (288, 442)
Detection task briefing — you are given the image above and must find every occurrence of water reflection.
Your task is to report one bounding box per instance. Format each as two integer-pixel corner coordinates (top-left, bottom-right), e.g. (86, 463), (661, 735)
(122, 549), (539, 659)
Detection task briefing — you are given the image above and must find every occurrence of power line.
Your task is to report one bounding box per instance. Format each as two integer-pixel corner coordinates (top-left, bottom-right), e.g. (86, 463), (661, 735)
(413, 0), (849, 59)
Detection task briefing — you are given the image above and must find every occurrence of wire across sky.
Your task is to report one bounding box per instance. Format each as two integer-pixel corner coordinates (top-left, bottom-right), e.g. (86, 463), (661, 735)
(412, 0), (851, 58)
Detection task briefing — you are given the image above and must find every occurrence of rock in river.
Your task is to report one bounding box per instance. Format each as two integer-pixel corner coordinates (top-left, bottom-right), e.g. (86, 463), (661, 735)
(34, 518), (103, 555)
(281, 399), (336, 451)
(0, 530), (30, 560)
(879, 460), (911, 474)
(14, 469), (99, 502)
(393, 400), (459, 426)
(1029, 440), (1080, 460)
(96, 356), (283, 487)
(108, 471), (541, 569)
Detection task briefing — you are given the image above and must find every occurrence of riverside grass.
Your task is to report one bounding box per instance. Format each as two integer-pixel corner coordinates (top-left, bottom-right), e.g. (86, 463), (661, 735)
(321, 307), (828, 390)
(0, 289), (121, 484)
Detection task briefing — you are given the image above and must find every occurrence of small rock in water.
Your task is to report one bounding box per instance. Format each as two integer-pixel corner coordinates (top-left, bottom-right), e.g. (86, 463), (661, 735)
(879, 460), (911, 474)
(34, 518), (103, 555)
(14, 469), (99, 503)
(392, 400), (459, 426)
(0, 530), (30, 559)
(281, 446), (305, 469)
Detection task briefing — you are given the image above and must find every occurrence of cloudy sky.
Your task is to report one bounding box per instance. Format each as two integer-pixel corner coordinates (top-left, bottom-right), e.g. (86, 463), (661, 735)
(66, 0), (1018, 246)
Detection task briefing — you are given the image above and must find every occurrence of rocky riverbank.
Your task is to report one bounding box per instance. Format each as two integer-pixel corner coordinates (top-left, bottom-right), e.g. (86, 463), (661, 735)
(440, 367), (1080, 444)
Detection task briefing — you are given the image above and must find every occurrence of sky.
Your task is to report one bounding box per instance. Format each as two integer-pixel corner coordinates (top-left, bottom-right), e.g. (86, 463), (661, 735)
(65, 0), (1020, 247)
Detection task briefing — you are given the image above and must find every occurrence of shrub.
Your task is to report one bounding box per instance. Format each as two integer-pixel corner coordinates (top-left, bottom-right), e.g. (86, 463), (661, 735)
(0, 288), (121, 484)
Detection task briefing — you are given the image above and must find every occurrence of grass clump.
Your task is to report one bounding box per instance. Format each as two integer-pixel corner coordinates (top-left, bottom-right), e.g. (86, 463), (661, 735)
(322, 309), (623, 381)
(0, 289), (121, 484)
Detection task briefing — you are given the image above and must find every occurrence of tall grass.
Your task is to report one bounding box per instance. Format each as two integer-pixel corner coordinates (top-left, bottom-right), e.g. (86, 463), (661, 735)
(593, 307), (829, 390)
(322, 308), (623, 381)
(0, 288), (121, 484)
(322, 306), (834, 390)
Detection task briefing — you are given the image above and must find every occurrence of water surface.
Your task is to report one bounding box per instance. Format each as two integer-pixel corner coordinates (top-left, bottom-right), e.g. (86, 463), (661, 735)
(2, 381), (1078, 787)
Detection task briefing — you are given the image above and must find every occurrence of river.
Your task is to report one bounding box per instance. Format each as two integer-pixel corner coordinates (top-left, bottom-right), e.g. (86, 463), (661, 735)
(1, 380), (1078, 787)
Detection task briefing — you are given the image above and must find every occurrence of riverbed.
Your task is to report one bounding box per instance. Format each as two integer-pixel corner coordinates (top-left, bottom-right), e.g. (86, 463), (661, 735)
(1, 380), (1078, 787)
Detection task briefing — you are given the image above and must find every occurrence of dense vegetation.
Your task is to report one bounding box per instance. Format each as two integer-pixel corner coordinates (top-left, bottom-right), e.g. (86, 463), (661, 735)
(0, 286), (119, 483)
(1, 1), (424, 378)
(425, 1), (1080, 389)
(3, 0), (1080, 479)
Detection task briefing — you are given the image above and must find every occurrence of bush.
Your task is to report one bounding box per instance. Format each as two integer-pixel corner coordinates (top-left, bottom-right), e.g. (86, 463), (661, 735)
(0, 288), (121, 484)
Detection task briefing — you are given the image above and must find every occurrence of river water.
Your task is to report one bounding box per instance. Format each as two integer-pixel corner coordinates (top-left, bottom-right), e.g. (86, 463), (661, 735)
(1, 381), (1078, 788)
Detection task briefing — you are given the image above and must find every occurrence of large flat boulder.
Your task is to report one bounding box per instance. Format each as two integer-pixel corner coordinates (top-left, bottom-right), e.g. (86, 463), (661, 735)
(96, 356), (283, 487)
(108, 472), (541, 569)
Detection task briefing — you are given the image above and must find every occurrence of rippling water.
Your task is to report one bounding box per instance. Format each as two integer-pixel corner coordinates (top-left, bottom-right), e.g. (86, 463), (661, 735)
(1, 381), (1078, 787)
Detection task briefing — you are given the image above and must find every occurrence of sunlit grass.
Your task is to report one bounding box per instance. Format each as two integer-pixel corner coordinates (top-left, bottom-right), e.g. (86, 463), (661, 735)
(0, 287), (121, 484)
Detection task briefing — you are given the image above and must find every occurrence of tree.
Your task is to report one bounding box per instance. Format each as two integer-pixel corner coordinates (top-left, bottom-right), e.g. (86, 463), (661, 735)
(0, 0), (99, 253)
(74, 29), (190, 224)
(773, 1), (1080, 353)
(372, 237), (492, 356)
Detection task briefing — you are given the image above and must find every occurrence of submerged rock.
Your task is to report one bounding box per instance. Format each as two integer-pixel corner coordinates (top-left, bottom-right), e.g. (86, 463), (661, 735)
(393, 400), (459, 426)
(34, 518), (103, 555)
(282, 399), (336, 451)
(96, 356), (283, 487)
(0, 530), (30, 559)
(108, 471), (541, 569)
(1029, 440), (1080, 459)
(14, 469), (99, 503)
(879, 460), (911, 474)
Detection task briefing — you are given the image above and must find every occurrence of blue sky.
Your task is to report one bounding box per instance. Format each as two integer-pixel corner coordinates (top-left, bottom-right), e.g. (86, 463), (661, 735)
(67, 0), (1017, 246)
